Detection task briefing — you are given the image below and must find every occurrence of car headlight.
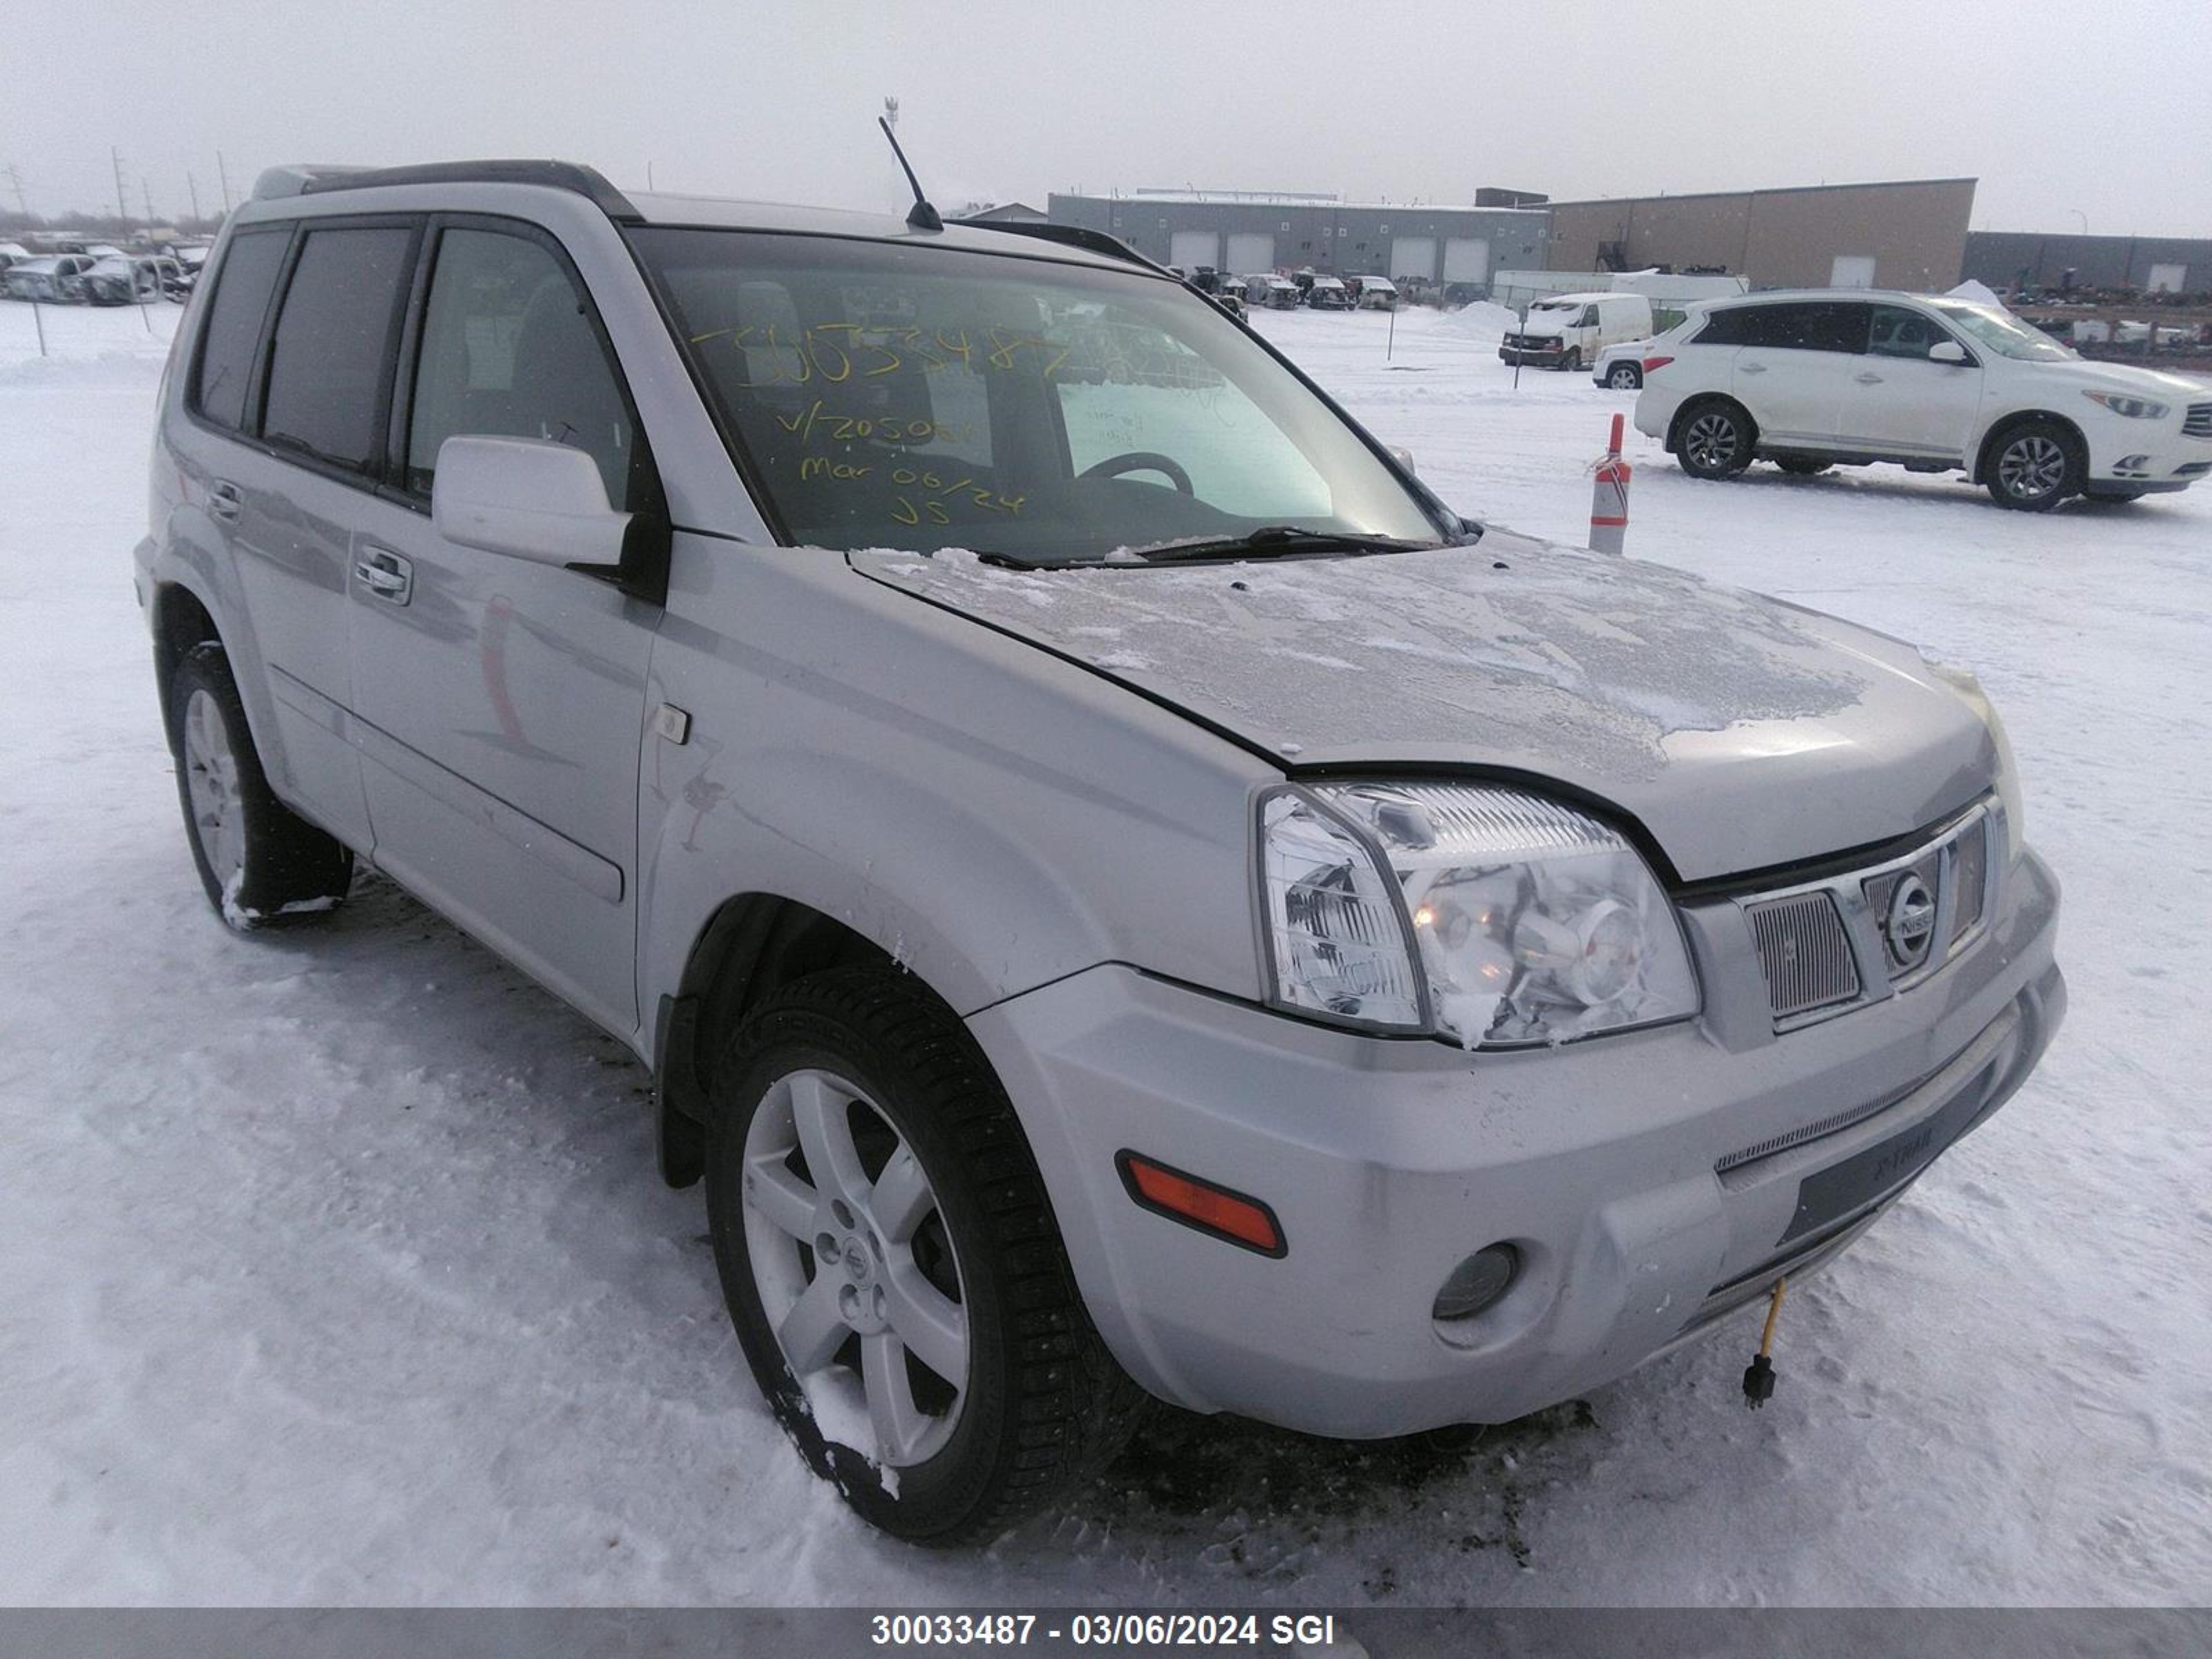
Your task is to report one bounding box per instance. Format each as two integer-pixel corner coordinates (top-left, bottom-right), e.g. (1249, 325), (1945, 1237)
(2083, 391), (2169, 420)
(1259, 782), (1699, 1048)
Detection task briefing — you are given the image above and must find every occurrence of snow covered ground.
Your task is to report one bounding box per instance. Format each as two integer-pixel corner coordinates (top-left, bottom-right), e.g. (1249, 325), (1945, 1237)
(2, 297), (2207, 1607)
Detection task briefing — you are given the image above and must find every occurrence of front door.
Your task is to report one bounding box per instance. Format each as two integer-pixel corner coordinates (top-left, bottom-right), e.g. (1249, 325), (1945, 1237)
(1838, 304), (1985, 462)
(346, 218), (662, 1033)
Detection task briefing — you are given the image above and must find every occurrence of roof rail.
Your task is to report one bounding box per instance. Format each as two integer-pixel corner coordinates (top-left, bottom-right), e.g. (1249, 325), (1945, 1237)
(260, 160), (642, 223)
(962, 219), (1168, 275)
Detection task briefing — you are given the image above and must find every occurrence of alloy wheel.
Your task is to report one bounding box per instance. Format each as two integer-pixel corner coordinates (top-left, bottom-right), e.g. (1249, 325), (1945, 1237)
(1998, 433), (2066, 501)
(1685, 411), (1739, 470)
(741, 1067), (969, 1468)
(1609, 365), (1639, 388)
(182, 689), (245, 890)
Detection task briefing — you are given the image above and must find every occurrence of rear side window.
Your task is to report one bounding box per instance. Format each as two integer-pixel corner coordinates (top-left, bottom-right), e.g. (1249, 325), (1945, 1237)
(1697, 303), (1866, 353)
(404, 227), (643, 509)
(191, 230), (289, 433)
(261, 225), (417, 475)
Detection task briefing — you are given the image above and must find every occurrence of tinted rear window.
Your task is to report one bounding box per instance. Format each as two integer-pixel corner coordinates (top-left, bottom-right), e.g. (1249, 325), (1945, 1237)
(191, 230), (289, 433)
(261, 225), (417, 474)
(1697, 302), (1868, 353)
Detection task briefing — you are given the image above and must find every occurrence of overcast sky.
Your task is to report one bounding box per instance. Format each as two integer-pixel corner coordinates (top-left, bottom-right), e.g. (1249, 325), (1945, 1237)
(6, 0), (2208, 237)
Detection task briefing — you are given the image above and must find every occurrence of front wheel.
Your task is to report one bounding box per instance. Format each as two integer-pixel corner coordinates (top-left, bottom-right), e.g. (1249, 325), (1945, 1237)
(169, 644), (353, 928)
(1675, 397), (1756, 479)
(1558, 348), (1582, 373)
(1985, 419), (2082, 512)
(705, 968), (1145, 1544)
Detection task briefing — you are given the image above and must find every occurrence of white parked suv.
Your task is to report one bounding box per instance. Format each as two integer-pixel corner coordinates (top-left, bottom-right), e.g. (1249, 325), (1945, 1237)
(1633, 290), (2212, 509)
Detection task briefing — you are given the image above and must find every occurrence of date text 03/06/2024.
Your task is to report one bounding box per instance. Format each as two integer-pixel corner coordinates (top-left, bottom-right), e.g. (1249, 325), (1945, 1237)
(870, 1613), (1341, 1648)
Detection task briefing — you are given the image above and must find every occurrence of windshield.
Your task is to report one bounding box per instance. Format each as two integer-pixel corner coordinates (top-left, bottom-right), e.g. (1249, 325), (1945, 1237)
(1930, 301), (2074, 362)
(630, 229), (1443, 563)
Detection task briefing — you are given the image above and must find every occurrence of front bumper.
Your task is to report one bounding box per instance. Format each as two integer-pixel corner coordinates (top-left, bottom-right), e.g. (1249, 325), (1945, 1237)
(971, 848), (2062, 1438)
(1499, 341), (1567, 365)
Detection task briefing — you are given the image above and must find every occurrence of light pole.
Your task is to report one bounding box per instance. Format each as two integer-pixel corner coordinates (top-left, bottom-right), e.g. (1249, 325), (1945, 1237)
(2070, 209), (2088, 235)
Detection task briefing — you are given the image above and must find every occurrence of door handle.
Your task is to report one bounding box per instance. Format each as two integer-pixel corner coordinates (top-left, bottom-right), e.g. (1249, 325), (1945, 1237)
(207, 480), (243, 522)
(1738, 362), (1766, 375)
(354, 546), (414, 606)
(1855, 371), (1885, 384)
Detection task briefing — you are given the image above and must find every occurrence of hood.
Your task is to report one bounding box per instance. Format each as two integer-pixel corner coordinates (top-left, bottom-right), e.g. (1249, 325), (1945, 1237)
(852, 534), (2000, 883)
(2044, 357), (2211, 399)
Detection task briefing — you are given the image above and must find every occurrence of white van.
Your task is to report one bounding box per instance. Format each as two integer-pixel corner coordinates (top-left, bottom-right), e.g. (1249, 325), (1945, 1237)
(1499, 292), (1654, 373)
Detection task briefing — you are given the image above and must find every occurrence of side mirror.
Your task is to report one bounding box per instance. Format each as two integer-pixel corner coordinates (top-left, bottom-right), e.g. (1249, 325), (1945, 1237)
(1928, 339), (1969, 366)
(433, 435), (632, 568)
(1387, 444), (1418, 476)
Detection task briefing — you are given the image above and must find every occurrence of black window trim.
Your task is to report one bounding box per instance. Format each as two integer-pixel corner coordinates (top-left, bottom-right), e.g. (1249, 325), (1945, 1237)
(185, 212), (427, 500)
(183, 223), (296, 438)
(380, 210), (666, 525)
(254, 212), (426, 491)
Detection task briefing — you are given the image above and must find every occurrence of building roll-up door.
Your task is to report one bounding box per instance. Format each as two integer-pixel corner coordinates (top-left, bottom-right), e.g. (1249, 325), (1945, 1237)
(1390, 236), (1436, 283)
(1224, 232), (1275, 274)
(1168, 231), (1220, 271)
(1442, 238), (1490, 283)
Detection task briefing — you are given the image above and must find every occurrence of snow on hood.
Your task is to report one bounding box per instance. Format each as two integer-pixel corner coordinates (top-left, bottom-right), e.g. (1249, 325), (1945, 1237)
(852, 532), (2000, 881)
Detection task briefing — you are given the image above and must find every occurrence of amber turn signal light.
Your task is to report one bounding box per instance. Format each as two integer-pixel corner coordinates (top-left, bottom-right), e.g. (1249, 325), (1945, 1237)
(1116, 1152), (1286, 1257)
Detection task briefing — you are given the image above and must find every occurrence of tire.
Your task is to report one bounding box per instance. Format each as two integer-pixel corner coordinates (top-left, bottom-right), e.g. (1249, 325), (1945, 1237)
(168, 643), (353, 928)
(1606, 363), (1642, 390)
(1674, 397), (1756, 479)
(1774, 455), (1834, 476)
(1984, 418), (2082, 512)
(704, 968), (1146, 1544)
(1559, 348), (1582, 373)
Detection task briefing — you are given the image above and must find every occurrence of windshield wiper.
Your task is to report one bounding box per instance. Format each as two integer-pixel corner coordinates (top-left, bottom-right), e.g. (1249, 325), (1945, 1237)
(1123, 525), (1439, 565)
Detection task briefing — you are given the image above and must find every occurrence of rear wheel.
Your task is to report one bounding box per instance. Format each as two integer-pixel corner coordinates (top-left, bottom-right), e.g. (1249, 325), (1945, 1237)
(1606, 362), (1642, 390)
(169, 644), (353, 929)
(704, 968), (1145, 1544)
(1675, 397), (1756, 479)
(1985, 418), (2082, 512)
(1774, 455), (1835, 476)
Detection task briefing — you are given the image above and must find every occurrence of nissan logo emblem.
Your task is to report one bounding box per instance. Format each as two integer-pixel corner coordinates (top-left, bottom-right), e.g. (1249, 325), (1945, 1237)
(1883, 873), (1937, 969)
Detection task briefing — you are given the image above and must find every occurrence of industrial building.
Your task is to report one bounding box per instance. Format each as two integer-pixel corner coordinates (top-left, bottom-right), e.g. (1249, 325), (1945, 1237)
(1545, 178), (1978, 292)
(1962, 231), (2211, 297)
(1045, 190), (1552, 290)
(1049, 177), (1987, 297)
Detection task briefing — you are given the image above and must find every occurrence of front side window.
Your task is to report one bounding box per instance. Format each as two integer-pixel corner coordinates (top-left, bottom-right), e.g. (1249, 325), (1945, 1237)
(260, 225), (416, 474)
(191, 229), (290, 433)
(632, 229), (1443, 563)
(406, 227), (643, 508)
(1869, 305), (1958, 361)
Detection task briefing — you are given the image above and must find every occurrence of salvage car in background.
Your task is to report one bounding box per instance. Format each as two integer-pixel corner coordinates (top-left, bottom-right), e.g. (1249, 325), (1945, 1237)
(3, 254), (96, 303)
(82, 254), (182, 306)
(1636, 289), (2212, 508)
(1349, 274), (1399, 310)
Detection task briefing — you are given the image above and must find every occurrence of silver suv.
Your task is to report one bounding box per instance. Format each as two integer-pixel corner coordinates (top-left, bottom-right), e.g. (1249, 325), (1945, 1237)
(135, 161), (2065, 1543)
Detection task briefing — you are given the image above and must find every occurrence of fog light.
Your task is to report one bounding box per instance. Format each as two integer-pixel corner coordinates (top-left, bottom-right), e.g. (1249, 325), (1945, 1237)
(2117, 453), (2150, 472)
(1433, 1243), (1519, 1322)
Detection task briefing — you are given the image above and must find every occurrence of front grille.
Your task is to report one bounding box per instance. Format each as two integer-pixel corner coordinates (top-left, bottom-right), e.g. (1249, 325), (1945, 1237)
(1735, 802), (1997, 1030)
(1952, 816), (1988, 937)
(1745, 891), (1859, 1017)
(2185, 402), (2212, 439)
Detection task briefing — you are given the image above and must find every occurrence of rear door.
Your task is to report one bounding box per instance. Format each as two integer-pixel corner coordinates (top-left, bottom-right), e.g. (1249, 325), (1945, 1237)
(342, 216), (662, 1033)
(189, 218), (422, 849)
(1724, 301), (1868, 447)
(1839, 303), (1984, 462)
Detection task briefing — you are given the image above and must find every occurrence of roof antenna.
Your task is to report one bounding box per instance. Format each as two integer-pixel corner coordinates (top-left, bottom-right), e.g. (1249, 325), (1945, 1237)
(877, 99), (943, 233)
